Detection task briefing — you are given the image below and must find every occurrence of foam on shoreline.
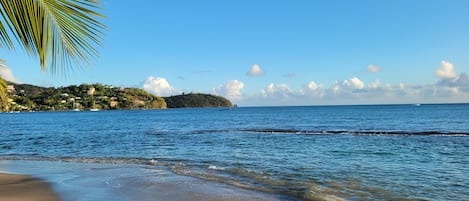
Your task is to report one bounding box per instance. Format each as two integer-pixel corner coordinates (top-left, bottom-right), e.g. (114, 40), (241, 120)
(0, 160), (293, 201)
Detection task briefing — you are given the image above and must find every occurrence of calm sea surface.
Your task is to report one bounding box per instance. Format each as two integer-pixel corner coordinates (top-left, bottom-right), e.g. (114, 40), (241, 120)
(1, 104), (468, 200)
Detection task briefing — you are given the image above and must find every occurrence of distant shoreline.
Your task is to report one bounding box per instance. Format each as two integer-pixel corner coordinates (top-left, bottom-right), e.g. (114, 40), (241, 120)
(2, 102), (469, 113)
(3, 82), (232, 112)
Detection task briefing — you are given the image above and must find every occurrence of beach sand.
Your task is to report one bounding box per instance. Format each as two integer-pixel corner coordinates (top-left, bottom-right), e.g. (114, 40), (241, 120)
(0, 173), (61, 201)
(0, 160), (291, 201)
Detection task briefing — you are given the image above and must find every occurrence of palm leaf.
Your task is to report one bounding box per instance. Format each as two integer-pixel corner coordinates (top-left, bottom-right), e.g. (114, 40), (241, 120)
(0, 59), (10, 111)
(0, 15), (13, 49)
(0, 0), (105, 74)
(0, 59), (8, 109)
(0, 77), (7, 111)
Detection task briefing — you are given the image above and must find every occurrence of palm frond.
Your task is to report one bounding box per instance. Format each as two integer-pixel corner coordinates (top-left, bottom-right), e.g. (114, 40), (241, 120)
(0, 59), (9, 111)
(0, 19), (13, 49)
(0, 77), (7, 111)
(0, 0), (105, 74)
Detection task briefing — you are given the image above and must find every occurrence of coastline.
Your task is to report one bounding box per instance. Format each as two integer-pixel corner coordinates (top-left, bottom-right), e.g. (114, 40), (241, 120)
(0, 160), (290, 201)
(0, 173), (61, 201)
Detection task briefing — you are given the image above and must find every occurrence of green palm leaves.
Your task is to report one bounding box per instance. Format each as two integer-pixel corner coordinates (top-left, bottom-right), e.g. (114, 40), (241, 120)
(0, 0), (105, 72)
(0, 72), (6, 111)
(0, 0), (105, 111)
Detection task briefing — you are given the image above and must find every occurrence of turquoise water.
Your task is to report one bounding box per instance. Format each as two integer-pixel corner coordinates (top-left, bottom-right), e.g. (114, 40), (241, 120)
(1, 104), (468, 200)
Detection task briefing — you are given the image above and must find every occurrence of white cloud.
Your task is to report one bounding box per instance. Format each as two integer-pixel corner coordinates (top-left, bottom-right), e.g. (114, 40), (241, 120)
(261, 83), (295, 98)
(247, 64), (264, 76)
(143, 76), (178, 97)
(368, 80), (380, 89)
(306, 81), (318, 91)
(449, 87), (459, 95)
(247, 83), (305, 105)
(239, 60), (469, 105)
(302, 81), (325, 98)
(437, 72), (469, 93)
(269, 83), (288, 92)
(435, 61), (469, 93)
(435, 60), (457, 79)
(367, 64), (381, 73)
(399, 83), (405, 90)
(237, 72), (469, 106)
(214, 80), (244, 101)
(331, 77), (365, 94)
(331, 82), (341, 94)
(0, 61), (20, 83)
(348, 77), (365, 89)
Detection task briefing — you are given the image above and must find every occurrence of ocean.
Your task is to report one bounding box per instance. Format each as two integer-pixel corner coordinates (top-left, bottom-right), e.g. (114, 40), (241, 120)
(1, 104), (468, 200)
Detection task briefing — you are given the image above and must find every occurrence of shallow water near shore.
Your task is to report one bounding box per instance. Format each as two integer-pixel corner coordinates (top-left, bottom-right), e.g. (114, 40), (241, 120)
(1, 104), (469, 200)
(1, 160), (287, 201)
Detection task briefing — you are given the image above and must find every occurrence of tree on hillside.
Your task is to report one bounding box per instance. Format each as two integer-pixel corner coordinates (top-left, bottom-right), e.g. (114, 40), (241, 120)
(0, 0), (105, 111)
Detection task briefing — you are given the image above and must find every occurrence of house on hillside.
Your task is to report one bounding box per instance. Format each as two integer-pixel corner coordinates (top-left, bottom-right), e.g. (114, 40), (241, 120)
(6, 85), (15, 93)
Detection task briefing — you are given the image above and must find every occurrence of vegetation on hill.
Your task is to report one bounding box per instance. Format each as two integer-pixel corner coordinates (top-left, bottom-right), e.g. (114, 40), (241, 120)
(4, 83), (166, 111)
(1, 83), (233, 112)
(164, 93), (232, 108)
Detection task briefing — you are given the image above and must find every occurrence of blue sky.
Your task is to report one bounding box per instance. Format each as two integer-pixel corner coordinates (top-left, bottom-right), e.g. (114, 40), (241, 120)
(1, 0), (469, 106)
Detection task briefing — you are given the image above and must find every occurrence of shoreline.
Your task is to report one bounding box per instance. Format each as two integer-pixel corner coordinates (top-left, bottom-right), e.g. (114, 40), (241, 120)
(0, 160), (291, 201)
(0, 173), (61, 201)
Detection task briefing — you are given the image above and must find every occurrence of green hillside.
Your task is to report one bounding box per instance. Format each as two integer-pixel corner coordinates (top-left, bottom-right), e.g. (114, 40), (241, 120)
(2, 83), (233, 111)
(164, 93), (232, 108)
(4, 83), (166, 111)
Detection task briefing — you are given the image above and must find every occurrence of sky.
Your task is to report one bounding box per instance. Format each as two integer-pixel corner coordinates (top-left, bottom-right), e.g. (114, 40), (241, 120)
(1, 0), (469, 106)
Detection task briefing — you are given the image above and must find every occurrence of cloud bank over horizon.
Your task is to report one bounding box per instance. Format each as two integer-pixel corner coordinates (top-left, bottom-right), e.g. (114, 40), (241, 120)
(142, 61), (468, 106)
(240, 61), (468, 106)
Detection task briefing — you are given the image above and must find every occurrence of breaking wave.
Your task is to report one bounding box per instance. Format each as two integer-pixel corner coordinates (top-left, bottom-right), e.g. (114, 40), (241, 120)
(0, 155), (169, 166)
(190, 129), (469, 136)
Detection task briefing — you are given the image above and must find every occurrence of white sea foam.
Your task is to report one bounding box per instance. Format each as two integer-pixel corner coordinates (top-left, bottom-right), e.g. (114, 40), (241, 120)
(208, 165), (225, 171)
(149, 159), (158, 165)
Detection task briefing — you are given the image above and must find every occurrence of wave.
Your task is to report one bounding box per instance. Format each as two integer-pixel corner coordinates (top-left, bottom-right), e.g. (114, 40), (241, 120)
(172, 163), (348, 201)
(0, 155), (170, 166)
(190, 129), (469, 136)
(0, 155), (304, 199)
(0, 155), (420, 201)
(0, 155), (350, 200)
(177, 163), (412, 201)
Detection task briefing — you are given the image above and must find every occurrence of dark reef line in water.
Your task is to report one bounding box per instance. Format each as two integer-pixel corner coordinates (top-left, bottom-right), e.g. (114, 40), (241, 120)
(189, 129), (469, 136)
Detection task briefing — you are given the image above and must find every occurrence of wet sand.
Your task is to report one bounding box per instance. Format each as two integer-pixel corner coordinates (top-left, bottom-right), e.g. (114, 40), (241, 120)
(0, 173), (61, 201)
(0, 160), (290, 201)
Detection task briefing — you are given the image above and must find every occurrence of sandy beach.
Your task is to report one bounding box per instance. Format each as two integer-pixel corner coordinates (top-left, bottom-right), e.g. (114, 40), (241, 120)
(0, 170), (282, 201)
(0, 173), (61, 201)
(0, 160), (289, 201)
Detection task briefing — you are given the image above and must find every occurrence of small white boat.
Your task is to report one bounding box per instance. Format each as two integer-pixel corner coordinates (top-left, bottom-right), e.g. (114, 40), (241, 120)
(89, 108), (100, 112)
